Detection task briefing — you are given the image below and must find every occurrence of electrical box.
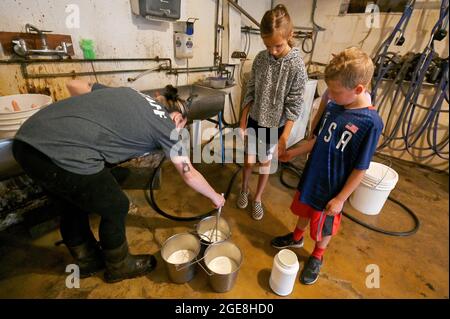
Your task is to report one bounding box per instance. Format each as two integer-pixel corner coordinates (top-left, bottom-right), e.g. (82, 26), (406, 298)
(174, 32), (193, 59)
(131, 0), (181, 21)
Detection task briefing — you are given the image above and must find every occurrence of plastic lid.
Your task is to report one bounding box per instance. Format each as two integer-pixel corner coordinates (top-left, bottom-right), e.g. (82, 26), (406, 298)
(277, 249), (298, 268)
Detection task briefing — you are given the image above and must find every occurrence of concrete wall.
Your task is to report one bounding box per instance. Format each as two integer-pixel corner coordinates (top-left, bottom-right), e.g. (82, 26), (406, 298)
(273, 0), (449, 171)
(0, 0), (248, 138)
(0, 0), (448, 170)
(275, 0), (448, 65)
(0, 0), (221, 93)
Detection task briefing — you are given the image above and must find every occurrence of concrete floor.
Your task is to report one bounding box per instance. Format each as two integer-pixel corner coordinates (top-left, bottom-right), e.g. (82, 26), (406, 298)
(0, 154), (448, 299)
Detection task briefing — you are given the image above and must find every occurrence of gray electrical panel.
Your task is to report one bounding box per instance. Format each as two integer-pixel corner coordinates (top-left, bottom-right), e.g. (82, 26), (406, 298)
(131, 0), (181, 21)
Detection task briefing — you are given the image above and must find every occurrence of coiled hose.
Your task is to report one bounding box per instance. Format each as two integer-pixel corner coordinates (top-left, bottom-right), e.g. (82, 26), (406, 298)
(146, 156), (420, 236)
(278, 160), (420, 237)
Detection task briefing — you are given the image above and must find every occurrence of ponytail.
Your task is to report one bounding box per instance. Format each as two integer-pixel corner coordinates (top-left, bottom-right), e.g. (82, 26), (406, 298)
(162, 85), (187, 118)
(260, 4), (294, 47)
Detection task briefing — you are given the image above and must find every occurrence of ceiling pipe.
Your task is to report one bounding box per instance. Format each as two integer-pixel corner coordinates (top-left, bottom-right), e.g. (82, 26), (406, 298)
(227, 0), (260, 28)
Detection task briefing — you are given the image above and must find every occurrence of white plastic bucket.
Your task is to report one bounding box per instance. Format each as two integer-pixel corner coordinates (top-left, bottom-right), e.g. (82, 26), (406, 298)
(0, 94), (52, 119)
(0, 94), (52, 139)
(349, 161), (399, 215)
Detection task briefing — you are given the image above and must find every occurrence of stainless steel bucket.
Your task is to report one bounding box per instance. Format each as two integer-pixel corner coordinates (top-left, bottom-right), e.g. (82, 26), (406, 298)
(161, 232), (201, 284)
(196, 216), (231, 244)
(195, 216), (231, 258)
(203, 240), (242, 293)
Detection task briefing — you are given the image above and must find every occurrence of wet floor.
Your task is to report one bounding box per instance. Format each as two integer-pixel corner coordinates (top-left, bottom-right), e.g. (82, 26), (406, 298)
(0, 154), (448, 299)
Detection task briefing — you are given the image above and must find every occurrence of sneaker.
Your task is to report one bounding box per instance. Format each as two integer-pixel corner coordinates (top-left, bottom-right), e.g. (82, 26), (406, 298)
(300, 256), (323, 285)
(271, 232), (304, 249)
(252, 201), (264, 220)
(237, 189), (249, 209)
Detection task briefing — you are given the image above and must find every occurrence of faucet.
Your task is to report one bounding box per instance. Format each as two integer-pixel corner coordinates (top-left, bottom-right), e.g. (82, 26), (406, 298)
(11, 24), (71, 58)
(25, 24), (51, 50)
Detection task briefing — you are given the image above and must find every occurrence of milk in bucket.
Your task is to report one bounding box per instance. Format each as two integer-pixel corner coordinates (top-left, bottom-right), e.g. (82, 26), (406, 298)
(201, 229), (227, 243)
(207, 256), (238, 274)
(196, 216), (231, 244)
(167, 249), (197, 264)
(161, 233), (201, 284)
(203, 241), (242, 293)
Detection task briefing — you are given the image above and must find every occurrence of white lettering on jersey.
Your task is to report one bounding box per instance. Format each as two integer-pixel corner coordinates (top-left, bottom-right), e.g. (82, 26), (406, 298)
(153, 110), (167, 118)
(336, 131), (353, 152)
(148, 99), (163, 110)
(318, 112), (330, 136)
(132, 88), (167, 119)
(324, 122), (337, 142)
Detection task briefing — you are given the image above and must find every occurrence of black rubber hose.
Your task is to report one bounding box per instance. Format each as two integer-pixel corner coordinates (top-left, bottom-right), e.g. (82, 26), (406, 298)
(279, 162), (303, 189)
(145, 157), (242, 222)
(342, 196), (420, 237)
(146, 153), (420, 236)
(278, 160), (420, 237)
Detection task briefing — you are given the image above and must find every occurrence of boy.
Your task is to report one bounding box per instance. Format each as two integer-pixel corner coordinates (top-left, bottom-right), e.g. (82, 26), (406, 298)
(272, 47), (384, 285)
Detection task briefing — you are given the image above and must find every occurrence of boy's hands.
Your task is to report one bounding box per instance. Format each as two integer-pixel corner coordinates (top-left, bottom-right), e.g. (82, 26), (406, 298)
(278, 149), (295, 162)
(325, 197), (344, 216)
(277, 136), (317, 162)
(277, 138), (287, 157)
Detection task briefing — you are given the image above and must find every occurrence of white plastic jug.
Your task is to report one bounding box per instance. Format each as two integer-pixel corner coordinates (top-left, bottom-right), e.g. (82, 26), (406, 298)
(269, 249), (299, 296)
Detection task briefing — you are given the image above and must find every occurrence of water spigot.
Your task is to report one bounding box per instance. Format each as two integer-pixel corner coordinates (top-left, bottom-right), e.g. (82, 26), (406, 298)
(25, 24), (52, 50)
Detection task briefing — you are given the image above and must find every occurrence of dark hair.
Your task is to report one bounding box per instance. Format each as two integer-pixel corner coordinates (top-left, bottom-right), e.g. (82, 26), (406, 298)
(162, 85), (188, 118)
(260, 4), (294, 47)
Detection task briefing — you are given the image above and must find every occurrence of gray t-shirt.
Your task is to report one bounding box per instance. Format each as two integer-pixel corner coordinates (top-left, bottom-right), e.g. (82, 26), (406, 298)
(15, 84), (180, 175)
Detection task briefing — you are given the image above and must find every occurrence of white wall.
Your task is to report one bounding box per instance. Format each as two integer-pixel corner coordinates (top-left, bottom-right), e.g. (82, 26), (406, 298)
(0, 0), (219, 64)
(239, 0), (271, 60)
(275, 0), (448, 64)
(0, 0), (243, 146)
(0, 0), (220, 92)
(0, 0), (447, 169)
(275, 0), (449, 170)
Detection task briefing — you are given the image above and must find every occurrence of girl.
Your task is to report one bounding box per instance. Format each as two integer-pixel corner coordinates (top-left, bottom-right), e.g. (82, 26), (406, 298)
(238, 4), (307, 220)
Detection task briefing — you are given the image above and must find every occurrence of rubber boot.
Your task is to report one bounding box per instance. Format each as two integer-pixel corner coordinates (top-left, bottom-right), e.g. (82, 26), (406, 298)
(66, 240), (105, 278)
(103, 241), (157, 283)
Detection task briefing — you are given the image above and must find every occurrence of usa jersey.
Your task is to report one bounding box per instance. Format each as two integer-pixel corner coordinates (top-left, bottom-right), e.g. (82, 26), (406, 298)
(297, 101), (383, 211)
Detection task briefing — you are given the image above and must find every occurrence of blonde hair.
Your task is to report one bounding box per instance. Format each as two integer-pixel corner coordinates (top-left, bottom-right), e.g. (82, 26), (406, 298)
(325, 47), (374, 89)
(260, 4), (294, 47)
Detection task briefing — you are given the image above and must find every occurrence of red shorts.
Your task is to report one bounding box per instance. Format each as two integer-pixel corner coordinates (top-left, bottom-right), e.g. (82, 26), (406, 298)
(290, 191), (342, 242)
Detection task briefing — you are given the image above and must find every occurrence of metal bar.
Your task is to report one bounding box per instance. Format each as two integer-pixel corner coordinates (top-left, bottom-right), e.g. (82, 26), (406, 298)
(306, 30), (319, 70)
(241, 26), (314, 32)
(21, 67), (167, 79)
(219, 111), (224, 165)
(168, 66), (218, 75)
(0, 57), (172, 69)
(4, 57), (172, 79)
(227, 0), (260, 28)
(241, 27), (312, 39)
(214, 0), (220, 66)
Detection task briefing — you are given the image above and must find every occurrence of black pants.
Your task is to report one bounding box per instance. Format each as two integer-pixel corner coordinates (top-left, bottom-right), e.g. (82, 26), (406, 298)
(12, 140), (129, 249)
